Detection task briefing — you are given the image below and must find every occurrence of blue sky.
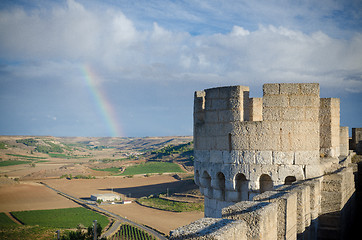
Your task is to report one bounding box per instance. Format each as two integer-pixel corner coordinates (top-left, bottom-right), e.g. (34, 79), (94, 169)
(0, 0), (361, 137)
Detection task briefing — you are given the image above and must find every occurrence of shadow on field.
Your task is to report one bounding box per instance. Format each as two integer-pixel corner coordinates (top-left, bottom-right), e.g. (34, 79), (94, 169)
(98, 179), (198, 198)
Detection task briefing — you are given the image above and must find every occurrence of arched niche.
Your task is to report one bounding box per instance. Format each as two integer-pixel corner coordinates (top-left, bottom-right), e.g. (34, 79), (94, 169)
(235, 173), (248, 201)
(259, 174), (273, 193)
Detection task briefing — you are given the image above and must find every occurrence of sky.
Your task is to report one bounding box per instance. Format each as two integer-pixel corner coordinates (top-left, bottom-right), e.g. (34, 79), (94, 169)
(0, 0), (361, 137)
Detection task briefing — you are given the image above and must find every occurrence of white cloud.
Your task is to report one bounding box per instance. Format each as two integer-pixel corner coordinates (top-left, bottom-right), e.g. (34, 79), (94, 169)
(0, 0), (362, 94)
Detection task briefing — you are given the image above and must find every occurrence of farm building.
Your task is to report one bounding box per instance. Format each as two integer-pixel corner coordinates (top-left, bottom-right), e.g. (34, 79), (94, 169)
(90, 193), (120, 202)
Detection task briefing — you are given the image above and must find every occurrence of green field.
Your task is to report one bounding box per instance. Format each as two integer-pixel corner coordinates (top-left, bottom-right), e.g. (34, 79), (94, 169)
(47, 153), (70, 158)
(120, 162), (184, 176)
(0, 213), (17, 227)
(137, 197), (204, 212)
(0, 160), (30, 167)
(91, 167), (122, 174)
(112, 224), (156, 240)
(11, 207), (109, 229)
(6, 154), (46, 160)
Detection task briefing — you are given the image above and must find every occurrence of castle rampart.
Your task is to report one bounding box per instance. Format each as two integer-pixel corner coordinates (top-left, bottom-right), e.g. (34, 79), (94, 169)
(170, 83), (357, 240)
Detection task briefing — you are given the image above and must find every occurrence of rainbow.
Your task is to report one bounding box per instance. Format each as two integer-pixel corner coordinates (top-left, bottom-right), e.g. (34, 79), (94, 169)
(82, 65), (123, 137)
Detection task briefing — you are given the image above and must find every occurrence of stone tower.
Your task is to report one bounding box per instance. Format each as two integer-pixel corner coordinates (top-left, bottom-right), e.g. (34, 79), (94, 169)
(193, 83), (343, 218)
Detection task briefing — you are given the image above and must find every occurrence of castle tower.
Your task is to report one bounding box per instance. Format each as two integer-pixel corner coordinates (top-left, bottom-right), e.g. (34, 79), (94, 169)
(194, 83), (341, 218)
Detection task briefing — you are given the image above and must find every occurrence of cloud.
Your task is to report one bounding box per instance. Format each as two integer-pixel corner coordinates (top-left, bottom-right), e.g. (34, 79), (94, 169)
(1, 0), (362, 93)
(0, 0), (361, 137)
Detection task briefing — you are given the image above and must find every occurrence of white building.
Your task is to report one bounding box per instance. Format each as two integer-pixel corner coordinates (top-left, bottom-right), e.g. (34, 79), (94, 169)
(90, 193), (120, 202)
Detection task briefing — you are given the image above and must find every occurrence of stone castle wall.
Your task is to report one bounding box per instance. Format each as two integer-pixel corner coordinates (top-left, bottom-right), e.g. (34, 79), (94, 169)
(170, 158), (356, 240)
(171, 82), (357, 239)
(193, 83), (342, 218)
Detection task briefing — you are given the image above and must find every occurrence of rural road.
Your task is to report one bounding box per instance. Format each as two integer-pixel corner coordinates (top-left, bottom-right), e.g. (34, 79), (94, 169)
(40, 182), (168, 240)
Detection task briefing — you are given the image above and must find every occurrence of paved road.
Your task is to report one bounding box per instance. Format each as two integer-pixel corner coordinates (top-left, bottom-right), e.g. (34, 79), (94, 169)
(40, 182), (167, 240)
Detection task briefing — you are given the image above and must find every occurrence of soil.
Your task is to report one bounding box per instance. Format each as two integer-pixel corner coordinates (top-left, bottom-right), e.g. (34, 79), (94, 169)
(103, 203), (203, 235)
(0, 182), (79, 212)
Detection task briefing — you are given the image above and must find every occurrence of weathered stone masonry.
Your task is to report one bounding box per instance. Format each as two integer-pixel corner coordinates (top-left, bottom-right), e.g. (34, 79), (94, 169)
(170, 83), (357, 240)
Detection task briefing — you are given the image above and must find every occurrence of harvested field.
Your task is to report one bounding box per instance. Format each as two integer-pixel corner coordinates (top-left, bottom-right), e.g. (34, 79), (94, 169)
(43, 175), (197, 200)
(0, 182), (79, 212)
(43, 175), (203, 235)
(102, 203), (203, 235)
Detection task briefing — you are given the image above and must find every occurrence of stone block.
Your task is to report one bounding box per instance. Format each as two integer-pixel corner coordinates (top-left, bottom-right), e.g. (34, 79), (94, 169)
(172, 217), (248, 240)
(216, 136), (228, 150)
(339, 126), (349, 156)
(225, 150), (241, 164)
(282, 107), (305, 121)
(260, 164), (279, 182)
(218, 85), (249, 99)
(289, 95), (318, 107)
(294, 185), (311, 235)
(282, 191), (298, 240)
(263, 95), (289, 107)
(273, 151), (294, 165)
(300, 83), (319, 96)
(213, 189), (224, 201)
(278, 165), (304, 182)
(227, 98), (242, 109)
(294, 150), (320, 165)
(205, 87), (220, 99)
(210, 150), (223, 163)
(248, 165), (263, 182)
(219, 109), (242, 122)
(263, 83), (280, 95)
(242, 150), (255, 164)
(222, 201), (278, 240)
(211, 99), (228, 110)
(194, 150), (210, 163)
(303, 179), (321, 220)
(305, 107), (319, 122)
(230, 133), (249, 150)
(226, 190), (240, 202)
(205, 110), (218, 123)
(279, 83), (300, 95)
(262, 107), (282, 121)
(248, 97), (263, 121)
(255, 150), (273, 164)
(305, 164), (323, 179)
(253, 191), (298, 240)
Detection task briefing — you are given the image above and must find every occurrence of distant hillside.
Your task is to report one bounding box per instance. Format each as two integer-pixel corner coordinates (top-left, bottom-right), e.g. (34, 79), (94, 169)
(0, 135), (194, 179)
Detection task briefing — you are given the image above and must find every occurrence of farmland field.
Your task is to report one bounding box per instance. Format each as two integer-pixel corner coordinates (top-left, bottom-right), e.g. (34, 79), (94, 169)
(0, 135), (200, 238)
(0, 160), (30, 167)
(137, 197), (204, 212)
(111, 224), (156, 240)
(0, 213), (17, 227)
(12, 207), (109, 229)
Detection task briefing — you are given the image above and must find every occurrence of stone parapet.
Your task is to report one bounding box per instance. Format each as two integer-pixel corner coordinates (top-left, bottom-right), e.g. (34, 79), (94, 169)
(172, 163), (356, 240)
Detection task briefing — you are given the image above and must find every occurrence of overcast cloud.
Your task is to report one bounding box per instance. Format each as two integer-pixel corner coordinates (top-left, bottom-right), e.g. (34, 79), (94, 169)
(0, 0), (361, 137)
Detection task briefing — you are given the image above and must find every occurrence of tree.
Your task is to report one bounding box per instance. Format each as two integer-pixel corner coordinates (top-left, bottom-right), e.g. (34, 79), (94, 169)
(60, 222), (106, 240)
